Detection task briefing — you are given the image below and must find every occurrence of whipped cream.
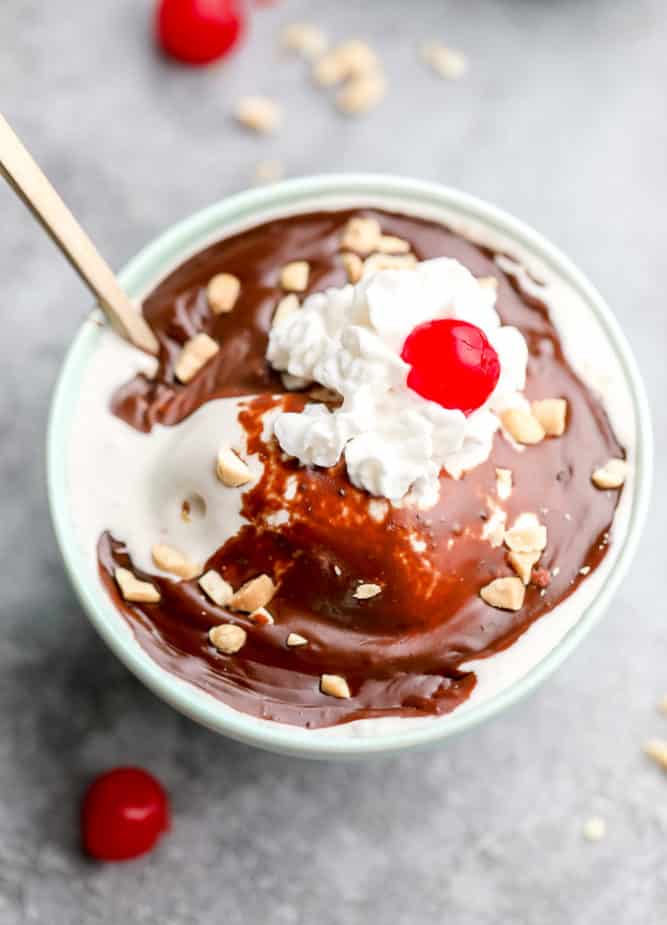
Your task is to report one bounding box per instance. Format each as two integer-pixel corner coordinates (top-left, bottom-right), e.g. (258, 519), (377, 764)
(267, 258), (528, 504)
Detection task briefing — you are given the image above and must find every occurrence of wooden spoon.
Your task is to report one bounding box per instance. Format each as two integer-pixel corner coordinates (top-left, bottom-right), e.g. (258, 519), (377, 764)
(0, 112), (158, 355)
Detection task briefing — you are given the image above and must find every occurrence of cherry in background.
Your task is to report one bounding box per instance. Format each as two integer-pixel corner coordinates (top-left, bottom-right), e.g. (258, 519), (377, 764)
(401, 318), (500, 415)
(82, 767), (170, 862)
(156, 0), (245, 66)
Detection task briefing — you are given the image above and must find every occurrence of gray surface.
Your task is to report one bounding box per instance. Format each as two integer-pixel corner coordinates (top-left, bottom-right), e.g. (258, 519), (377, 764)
(1, 0), (666, 922)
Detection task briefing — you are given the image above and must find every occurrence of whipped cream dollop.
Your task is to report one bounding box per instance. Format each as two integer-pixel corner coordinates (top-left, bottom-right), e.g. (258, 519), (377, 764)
(267, 258), (529, 505)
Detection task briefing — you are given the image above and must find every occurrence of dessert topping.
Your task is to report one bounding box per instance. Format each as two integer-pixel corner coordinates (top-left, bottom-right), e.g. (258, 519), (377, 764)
(81, 767), (169, 861)
(280, 260), (310, 292)
(507, 550), (540, 585)
(250, 607), (274, 626)
(592, 458), (627, 489)
(229, 574), (277, 612)
(401, 317), (500, 414)
(209, 623), (247, 654)
(313, 40), (379, 86)
(336, 71), (387, 114)
(531, 398), (568, 437)
(500, 407), (545, 445)
(341, 251), (363, 283)
(420, 42), (468, 80)
(282, 23), (328, 58)
(320, 674), (352, 699)
(151, 543), (201, 580)
(341, 217), (382, 255)
(364, 253), (417, 275)
(174, 333), (219, 384)
(495, 467), (513, 500)
(286, 632), (309, 647)
(376, 235), (411, 255)
(216, 446), (252, 487)
(353, 583), (382, 600)
(272, 294), (300, 329)
(199, 570), (234, 606)
(115, 567), (161, 604)
(236, 96), (282, 134)
(480, 576), (526, 611)
(207, 273), (241, 315)
(504, 514), (547, 553)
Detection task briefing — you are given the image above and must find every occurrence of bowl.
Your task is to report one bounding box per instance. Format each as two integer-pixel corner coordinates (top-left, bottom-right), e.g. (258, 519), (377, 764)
(48, 174), (652, 759)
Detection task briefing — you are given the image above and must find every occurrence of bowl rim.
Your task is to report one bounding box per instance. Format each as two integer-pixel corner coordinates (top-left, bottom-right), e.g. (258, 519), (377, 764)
(47, 173), (653, 759)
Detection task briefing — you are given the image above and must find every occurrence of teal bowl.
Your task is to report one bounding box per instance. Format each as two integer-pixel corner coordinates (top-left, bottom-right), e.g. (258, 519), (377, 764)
(47, 175), (652, 759)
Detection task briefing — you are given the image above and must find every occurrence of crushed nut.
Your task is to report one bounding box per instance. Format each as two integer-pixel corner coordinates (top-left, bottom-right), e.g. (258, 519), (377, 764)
(174, 333), (219, 384)
(320, 673), (351, 699)
(531, 398), (568, 437)
(216, 446), (252, 488)
(207, 273), (241, 315)
(592, 458), (627, 490)
(250, 607), (274, 626)
(114, 567), (161, 604)
(254, 159), (284, 185)
(286, 632), (309, 647)
(313, 40), (379, 86)
(507, 550), (540, 585)
(272, 293), (300, 328)
(341, 251), (364, 283)
(282, 23), (328, 58)
(480, 576), (526, 611)
(354, 583), (382, 600)
(500, 408), (546, 445)
(341, 217), (382, 255)
(495, 467), (513, 501)
(644, 738), (667, 771)
(376, 234), (411, 255)
(582, 817), (607, 842)
(209, 623), (247, 655)
(336, 72), (386, 114)
(579, 565), (591, 576)
(504, 517), (547, 553)
(363, 253), (418, 276)
(478, 276), (498, 291)
(151, 544), (200, 580)
(421, 42), (468, 80)
(199, 570), (233, 607)
(280, 260), (310, 292)
(230, 574), (277, 612)
(236, 96), (282, 134)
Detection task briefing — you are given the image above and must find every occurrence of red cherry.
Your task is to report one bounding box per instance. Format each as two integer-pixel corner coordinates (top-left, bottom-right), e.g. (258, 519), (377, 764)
(81, 767), (170, 861)
(401, 318), (500, 415)
(156, 0), (244, 66)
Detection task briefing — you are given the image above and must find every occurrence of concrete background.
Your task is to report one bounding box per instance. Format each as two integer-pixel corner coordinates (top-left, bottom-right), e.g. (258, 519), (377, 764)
(1, 0), (666, 922)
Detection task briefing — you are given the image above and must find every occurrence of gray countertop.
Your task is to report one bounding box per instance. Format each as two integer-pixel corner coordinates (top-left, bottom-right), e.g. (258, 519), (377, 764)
(1, 1), (666, 922)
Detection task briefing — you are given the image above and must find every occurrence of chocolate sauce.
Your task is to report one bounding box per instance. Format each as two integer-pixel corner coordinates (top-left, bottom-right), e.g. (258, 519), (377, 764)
(100, 209), (623, 728)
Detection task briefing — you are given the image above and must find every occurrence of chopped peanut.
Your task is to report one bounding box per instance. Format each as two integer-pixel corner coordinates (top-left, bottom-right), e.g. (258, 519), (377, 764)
(336, 73), (386, 114)
(287, 632), (309, 647)
(209, 623), (247, 655)
(644, 738), (667, 771)
(216, 446), (252, 488)
(272, 294), (300, 328)
(115, 567), (161, 604)
(507, 550), (541, 585)
(280, 261), (310, 292)
(250, 607), (274, 626)
(341, 251), (364, 283)
(282, 23), (328, 58)
(500, 408), (546, 445)
(236, 96), (282, 134)
(313, 40), (379, 86)
(151, 544), (200, 580)
(174, 333), (219, 384)
(320, 674), (351, 699)
(532, 398), (568, 437)
(207, 273), (241, 315)
(504, 518), (547, 553)
(353, 582), (382, 600)
(495, 467), (513, 501)
(341, 217), (381, 256)
(480, 576), (526, 611)
(376, 235), (411, 254)
(592, 458), (627, 490)
(199, 570), (233, 607)
(478, 276), (498, 291)
(363, 253), (417, 276)
(230, 574), (277, 612)
(421, 42), (468, 80)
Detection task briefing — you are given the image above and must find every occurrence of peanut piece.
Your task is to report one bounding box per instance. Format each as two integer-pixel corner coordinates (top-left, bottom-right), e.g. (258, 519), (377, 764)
(480, 576), (526, 611)
(592, 458), (627, 489)
(151, 544), (201, 580)
(174, 333), (219, 384)
(115, 567), (161, 604)
(199, 570), (233, 607)
(531, 398), (568, 437)
(340, 217), (381, 256)
(341, 251), (363, 283)
(236, 96), (282, 134)
(286, 632), (309, 647)
(500, 408), (545, 445)
(229, 574), (277, 612)
(207, 273), (241, 315)
(209, 623), (247, 655)
(353, 583), (381, 600)
(507, 550), (541, 585)
(216, 446), (252, 488)
(320, 674), (351, 699)
(280, 261), (310, 292)
(272, 294), (300, 328)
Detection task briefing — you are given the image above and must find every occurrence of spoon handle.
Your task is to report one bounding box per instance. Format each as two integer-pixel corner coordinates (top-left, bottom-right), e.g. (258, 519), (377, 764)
(0, 112), (158, 355)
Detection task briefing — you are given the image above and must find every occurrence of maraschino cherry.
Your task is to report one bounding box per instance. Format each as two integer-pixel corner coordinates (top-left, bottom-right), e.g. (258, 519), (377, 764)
(81, 767), (170, 861)
(401, 318), (500, 415)
(156, 0), (244, 66)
